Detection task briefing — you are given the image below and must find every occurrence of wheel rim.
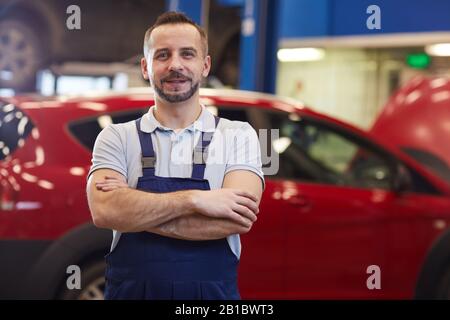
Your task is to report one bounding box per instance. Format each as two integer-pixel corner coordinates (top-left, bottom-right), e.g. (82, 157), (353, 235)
(0, 23), (38, 87)
(78, 276), (106, 300)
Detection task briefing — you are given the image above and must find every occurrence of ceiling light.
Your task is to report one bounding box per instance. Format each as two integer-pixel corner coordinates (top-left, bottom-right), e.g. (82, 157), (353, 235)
(425, 43), (450, 57)
(277, 48), (325, 62)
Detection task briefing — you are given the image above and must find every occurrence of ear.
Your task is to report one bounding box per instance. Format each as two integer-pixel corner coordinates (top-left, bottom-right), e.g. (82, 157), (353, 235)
(141, 57), (149, 80)
(202, 55), (211, 78)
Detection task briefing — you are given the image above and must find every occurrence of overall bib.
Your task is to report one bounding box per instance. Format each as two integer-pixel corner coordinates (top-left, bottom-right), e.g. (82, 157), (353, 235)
(104, 116), (240, 300)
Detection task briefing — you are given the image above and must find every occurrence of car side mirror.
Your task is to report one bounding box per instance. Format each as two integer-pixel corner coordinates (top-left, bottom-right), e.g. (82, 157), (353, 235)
(393, 163), (413, 193)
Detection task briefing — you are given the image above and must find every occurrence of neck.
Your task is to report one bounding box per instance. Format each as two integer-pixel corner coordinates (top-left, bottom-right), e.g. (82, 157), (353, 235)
(153, 92), (202, 130)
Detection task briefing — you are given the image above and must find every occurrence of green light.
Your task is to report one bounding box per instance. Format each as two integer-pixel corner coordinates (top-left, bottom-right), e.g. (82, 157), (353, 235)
(406, 53), (431, 69)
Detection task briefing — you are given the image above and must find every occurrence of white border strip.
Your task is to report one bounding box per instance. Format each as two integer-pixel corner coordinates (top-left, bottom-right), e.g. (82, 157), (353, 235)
(280, 32), (450, 48)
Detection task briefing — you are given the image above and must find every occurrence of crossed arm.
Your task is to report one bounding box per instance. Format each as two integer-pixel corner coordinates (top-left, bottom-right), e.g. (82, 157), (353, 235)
(87, 168), (263, 241)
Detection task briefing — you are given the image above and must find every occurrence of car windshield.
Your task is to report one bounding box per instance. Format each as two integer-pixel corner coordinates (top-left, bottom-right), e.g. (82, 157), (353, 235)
(401, 147), (450, 185)
(0, 102), (35, 161)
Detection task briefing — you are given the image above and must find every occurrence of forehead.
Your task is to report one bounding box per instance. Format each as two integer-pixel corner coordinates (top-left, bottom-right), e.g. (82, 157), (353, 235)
(149, 23), (202, 51)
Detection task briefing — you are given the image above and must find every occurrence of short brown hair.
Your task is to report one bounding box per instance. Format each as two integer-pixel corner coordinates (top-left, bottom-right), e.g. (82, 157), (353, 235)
(143, 11), (208, 58)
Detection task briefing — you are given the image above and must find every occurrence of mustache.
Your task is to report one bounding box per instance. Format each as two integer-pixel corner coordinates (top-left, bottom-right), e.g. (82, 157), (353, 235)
(161, 71), (192, 83)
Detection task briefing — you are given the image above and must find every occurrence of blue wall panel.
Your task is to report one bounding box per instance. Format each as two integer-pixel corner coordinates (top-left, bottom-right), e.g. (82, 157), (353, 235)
(280, 0), (330, 38)
(166, 0), (204, 25)
(331, 0), (450, 36)
(279, 0), (450, 39)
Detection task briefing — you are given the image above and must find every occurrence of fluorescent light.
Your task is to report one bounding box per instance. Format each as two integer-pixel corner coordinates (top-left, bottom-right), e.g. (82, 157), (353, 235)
(37, 70), (56, 96)
(425, 43), (450, 56)
(277, 48), (325, 62)
(0, 88), (14, 97)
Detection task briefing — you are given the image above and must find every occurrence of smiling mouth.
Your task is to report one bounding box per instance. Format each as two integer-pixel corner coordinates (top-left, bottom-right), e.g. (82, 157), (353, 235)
(164, 79), (189, 83)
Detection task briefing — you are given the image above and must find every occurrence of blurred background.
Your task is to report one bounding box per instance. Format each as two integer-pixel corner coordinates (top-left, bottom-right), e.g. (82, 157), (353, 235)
(1, 0), (449, 127)
(1, 0), (450, 300)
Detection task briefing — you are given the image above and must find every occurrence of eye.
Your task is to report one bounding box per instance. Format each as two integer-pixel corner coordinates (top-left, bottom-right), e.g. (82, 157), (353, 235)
(155, 52), (169, 60)
(182, 51), (195, 57)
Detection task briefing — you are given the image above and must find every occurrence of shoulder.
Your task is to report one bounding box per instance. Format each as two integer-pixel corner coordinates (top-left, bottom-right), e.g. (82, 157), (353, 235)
(217, 118), (255, 135)
(111, 118), (139, 133)
(93, 119), (140, 152)
(99, 119), (139, 139)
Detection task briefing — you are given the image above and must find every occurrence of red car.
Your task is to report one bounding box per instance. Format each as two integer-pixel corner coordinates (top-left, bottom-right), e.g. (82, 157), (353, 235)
(371, 76), (450, 187)
(1, 88), (450, 300)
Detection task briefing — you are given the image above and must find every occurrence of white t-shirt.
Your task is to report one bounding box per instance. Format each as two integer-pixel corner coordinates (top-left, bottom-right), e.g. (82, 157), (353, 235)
(88, 104), (265, 259)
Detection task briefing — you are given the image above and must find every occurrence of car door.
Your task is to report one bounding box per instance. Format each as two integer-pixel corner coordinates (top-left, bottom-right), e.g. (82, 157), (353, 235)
(253, 109), (407, 299)
(213, 105), (286, 298)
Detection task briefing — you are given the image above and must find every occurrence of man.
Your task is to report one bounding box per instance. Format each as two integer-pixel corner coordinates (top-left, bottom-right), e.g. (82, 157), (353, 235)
(86, 11), (264, 300)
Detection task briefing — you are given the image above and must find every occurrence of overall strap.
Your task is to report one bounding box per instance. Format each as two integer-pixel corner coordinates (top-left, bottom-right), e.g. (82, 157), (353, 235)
(191, 116), (221, 179)
(135, 118), (156, 177)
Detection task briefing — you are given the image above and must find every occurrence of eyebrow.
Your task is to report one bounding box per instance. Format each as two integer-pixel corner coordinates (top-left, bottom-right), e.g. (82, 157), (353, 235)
(154, 48), (169, 55)
(153, 47), (198, 55)
(180, 47), (197, 53)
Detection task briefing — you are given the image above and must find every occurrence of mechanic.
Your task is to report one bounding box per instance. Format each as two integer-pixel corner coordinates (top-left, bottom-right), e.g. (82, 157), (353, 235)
(86, 11), (264, 300)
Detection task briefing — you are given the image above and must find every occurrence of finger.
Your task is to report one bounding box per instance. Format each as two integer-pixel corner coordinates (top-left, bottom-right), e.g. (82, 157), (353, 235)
(224, 210), (252, 228)
(232, 204), (257, 222)
(236, 225), (251, 234)
(230, 212), (253, 228)
(233, 189), (258, 203)
(227, 210), (253, 228)
(239, 216), (253, 229)
(100, 185), (120, 191)
(235, 196), (259, 214)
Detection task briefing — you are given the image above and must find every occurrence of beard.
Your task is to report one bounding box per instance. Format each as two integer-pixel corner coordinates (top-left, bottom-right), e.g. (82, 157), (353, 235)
(152, 71), (200, 103)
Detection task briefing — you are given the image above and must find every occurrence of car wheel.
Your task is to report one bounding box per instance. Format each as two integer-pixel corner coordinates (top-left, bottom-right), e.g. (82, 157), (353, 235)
(0, 18), (47, 92)
(436, 266), (450, 299)
(58, 260), (106, 300)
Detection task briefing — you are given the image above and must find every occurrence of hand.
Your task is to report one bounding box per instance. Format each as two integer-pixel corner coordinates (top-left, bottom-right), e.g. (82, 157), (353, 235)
(191, 188), (259, 228)
(95, 176), (128, 191)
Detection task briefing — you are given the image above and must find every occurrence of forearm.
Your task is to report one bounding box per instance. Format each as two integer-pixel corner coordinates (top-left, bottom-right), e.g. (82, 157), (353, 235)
(90, 170), (259, 235)
(147, 215), (250, 241)
(90, 187), (196, 233)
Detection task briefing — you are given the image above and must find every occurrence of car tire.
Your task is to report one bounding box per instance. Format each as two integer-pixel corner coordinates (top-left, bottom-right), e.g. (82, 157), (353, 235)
(436, 265), (450, 299)
(0, 18), (47, 92)
(58, 259), (106, 300)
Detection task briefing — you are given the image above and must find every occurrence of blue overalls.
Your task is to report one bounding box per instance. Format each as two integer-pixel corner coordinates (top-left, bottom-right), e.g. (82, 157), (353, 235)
(104, 116), (240, 300)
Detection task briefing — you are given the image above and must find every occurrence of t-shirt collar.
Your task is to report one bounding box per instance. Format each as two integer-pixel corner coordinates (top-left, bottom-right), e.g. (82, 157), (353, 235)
(139, 104), (216, 133)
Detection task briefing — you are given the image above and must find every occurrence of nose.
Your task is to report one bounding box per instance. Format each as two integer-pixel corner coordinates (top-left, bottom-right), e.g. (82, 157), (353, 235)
(168, 53), (184, 72)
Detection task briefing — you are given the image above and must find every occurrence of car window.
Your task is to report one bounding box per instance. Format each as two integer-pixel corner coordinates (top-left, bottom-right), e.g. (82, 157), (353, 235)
(0, 102), (35, 161)
(263, 110), (394, 190)
(401, 147), (450, 185)
(68, 109), (147, 151)
(69, 106), (249, 152)
(216, 106), (249, 123)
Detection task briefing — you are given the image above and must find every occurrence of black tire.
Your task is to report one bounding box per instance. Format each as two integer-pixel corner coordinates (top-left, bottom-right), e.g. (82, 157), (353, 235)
(58, 260), (106, 300)
(414, 230), (450, 300)
(0, 18), (47, 92)
(436, 266), (450, 299)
